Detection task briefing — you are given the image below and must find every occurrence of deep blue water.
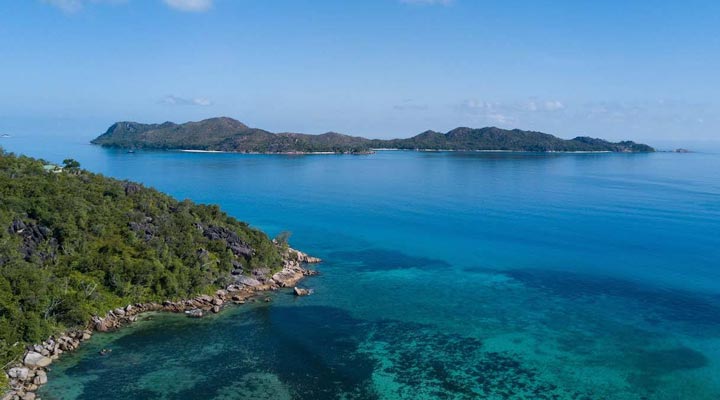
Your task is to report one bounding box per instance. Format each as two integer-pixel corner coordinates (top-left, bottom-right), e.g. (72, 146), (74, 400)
(2, 133), (720, 399)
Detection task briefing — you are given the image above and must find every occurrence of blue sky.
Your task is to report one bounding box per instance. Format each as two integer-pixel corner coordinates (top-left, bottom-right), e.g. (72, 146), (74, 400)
(1, 0), (719, 143)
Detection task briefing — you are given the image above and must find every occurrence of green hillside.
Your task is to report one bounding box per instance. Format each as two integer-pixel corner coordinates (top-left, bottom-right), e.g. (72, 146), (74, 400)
(91, 117), (655, 153)
(0, 149), (283, 367)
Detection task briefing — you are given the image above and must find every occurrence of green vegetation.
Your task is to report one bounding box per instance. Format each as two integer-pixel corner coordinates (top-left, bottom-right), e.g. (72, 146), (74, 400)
(370, 127), (655, 152)
(91, 117), (655, 153)
(0, 149), (283, 367)
(91, 118), (372, 154)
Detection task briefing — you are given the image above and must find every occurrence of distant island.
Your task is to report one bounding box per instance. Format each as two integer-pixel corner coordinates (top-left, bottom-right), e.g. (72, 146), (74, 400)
(91, 117), (655, 153)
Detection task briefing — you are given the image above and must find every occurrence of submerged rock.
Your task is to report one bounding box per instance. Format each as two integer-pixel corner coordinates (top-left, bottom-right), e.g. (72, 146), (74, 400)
(185, 309), (204, 318)
(293, 287), (313, 296)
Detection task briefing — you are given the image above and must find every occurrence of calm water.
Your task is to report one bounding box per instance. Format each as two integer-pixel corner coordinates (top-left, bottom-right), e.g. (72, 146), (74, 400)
(3, 134), (720, 399)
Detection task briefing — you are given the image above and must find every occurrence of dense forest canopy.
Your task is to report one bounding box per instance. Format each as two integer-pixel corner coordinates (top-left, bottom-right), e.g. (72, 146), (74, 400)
(0, 149), (282, 368)
(91, 117), (655, 153)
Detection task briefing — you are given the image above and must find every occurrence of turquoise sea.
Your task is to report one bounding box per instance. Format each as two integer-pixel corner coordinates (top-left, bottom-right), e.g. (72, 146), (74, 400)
(2, 133), (720, 399)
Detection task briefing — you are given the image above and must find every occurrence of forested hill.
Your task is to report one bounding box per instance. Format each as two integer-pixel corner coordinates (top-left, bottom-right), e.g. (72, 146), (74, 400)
(0, 150), (283, 367)
(369, 127), (655, 152)
(91, 117), (372, 154)
(91, 117), (655, 153)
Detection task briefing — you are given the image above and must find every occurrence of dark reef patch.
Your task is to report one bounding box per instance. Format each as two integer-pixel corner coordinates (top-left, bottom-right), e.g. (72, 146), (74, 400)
(329, 248), (452, 272)
(504, 269), (720, 327)
(41, 304), (595, 400)
(632, 347), (709, 374)
(361, 320), (592, 399)
(48, 305), (379, 400)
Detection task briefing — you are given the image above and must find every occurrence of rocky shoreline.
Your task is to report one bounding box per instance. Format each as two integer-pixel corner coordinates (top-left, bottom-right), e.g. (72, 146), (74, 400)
(2, 248), (321, 400)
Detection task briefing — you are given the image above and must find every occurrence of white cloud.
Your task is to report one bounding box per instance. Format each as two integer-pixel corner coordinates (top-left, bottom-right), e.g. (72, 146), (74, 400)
(460, 100), (500, 112)
(43, 0), (83, 13)
(486, 113), (514, 125)
(456, 98), (567, 126)
(525, 100), (565, 112)
(460, 99), (565, 114)
(43, 0), (212, 13)
(159, 95), (213, 106)
(43, 0), (126, 13)
(457, 100), (515, 125)
(163, 0), (213, 12)
(400, 0), (453, 5)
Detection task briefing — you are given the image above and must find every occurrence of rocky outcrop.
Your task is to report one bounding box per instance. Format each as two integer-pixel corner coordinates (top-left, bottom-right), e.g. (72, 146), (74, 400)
(4, 330), (90, 400)
(122, 182), (142, 196)
(235, 276), (262, 287)
(197, 224), (254, 259)
(2, 247), (321, 399)
(293, 250), (322, 264)
(22, 354), (50, 369)
(293, 287), (313, 296)
(7, 218), (58, 263)
(128, 217), (156, 241)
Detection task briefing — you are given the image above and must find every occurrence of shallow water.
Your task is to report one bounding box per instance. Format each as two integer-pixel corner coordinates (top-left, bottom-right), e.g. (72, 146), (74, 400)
(3, 134), (720, 399)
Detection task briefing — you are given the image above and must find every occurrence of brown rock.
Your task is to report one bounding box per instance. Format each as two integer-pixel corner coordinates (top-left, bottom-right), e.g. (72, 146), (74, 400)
(7, 368), (29, 381)
(33, 371), (47, 385)
(24, 352), (52, 368)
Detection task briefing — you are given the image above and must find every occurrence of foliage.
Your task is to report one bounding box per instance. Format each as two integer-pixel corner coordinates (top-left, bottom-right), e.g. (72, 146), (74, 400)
(0, 149), (282, 367)
(371, 127), (655, 152)
(62, 158), (81, 173)
(274, 231), (292, 251)
(91, 117), (654, 153)
(91, 118), (372, 154)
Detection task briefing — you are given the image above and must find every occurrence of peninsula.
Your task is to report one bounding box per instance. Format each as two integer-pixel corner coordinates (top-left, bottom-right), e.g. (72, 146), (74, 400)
(91, 117), (655, 154)
(0, 149), (319, 398)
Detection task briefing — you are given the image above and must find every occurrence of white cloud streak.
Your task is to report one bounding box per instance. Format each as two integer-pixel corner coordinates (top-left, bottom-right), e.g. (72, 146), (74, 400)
(159, 95), (213, 106)
(43, 0), (213, 13)
(162, 0), (213, 12)
(399, 0), (453, 5)
(457, 98), (566, 126)
(43, 0), (126, 13)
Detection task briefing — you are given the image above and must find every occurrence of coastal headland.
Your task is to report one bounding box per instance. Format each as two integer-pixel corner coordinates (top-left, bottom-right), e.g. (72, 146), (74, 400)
(0, 150), (322, 400)
(3, 248), (321, 400)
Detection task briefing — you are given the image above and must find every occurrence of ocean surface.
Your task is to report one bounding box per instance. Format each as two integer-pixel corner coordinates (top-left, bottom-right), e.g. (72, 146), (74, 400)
(2, 133), (720, 399)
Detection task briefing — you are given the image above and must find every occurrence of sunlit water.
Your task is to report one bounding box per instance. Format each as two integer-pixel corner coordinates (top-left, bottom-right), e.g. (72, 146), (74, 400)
(3, 133), (720, 399)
